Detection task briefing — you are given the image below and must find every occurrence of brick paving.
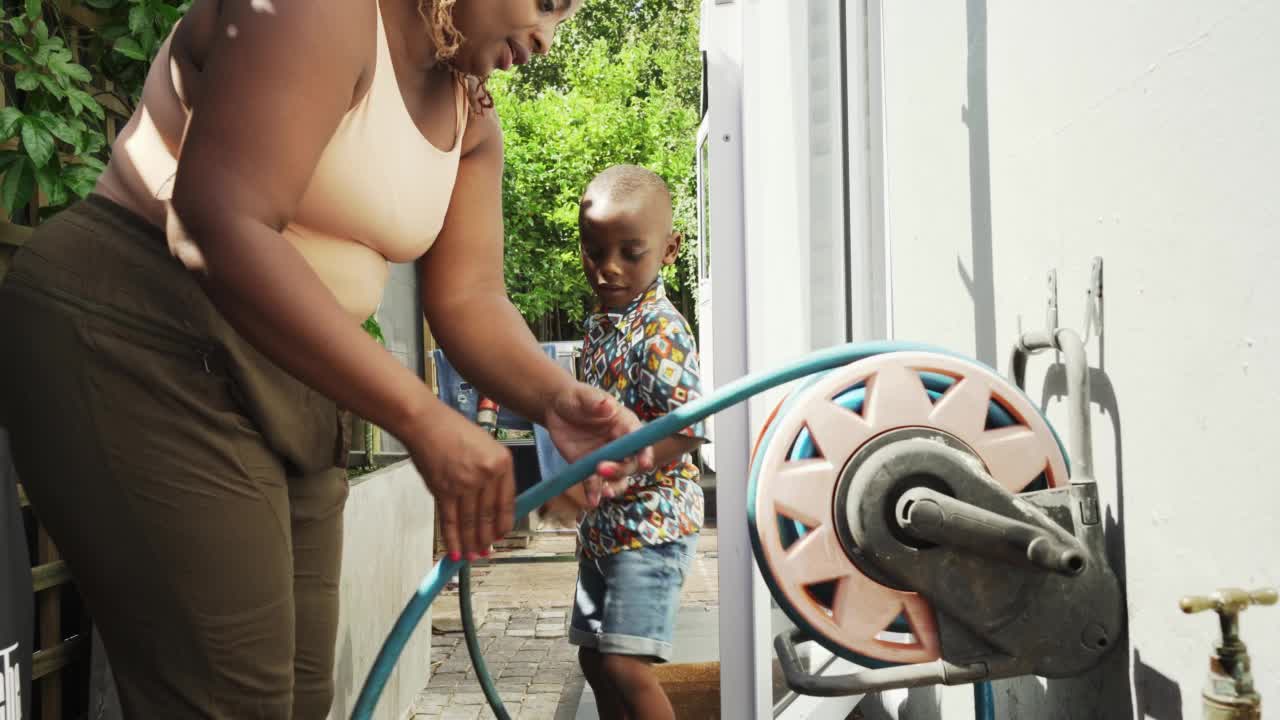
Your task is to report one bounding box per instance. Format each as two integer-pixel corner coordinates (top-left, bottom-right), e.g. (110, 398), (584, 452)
(409, 531), (719, 719)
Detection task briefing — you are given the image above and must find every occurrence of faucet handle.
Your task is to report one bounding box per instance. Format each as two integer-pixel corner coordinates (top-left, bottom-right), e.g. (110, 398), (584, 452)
(1180, 587), (1277, 617)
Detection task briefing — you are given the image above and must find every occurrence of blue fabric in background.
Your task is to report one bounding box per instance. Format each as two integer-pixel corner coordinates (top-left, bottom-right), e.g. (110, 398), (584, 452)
(432, 344), (575, 491)
(533, 424), (570, 488)
(431, 349), (531, 430)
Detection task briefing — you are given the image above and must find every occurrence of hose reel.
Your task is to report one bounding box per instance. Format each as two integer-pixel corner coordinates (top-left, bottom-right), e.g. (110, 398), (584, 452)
(351, 341), (1125, 719)
(749, 351), (1124, 696)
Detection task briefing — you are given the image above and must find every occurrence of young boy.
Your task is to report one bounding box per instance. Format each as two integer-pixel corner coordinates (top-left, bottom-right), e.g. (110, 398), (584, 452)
(567, 165), (706, 720)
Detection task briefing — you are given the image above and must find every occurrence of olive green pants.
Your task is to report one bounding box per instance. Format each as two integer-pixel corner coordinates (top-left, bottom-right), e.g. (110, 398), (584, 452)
(0, 196), (351, 719)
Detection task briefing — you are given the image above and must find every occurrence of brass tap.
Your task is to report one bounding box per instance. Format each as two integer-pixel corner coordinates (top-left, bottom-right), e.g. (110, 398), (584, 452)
(1181, 587), (1277, 720)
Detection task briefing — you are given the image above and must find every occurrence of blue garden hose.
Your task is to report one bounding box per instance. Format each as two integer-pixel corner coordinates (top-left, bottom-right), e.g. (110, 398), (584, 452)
(974, 680), (996, 720)
(351, 341), (1011, 719)
(458, 563), (509, 720)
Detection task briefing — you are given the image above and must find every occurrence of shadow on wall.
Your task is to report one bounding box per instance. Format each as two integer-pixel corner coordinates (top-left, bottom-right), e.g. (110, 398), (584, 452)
(331, 627), (355, 720)
(886, 0), (1169, 714)
(956, 0), (997, 367)
(989, 365), (1141, 719)
(859, 686), (943, 720)
(1133, 649), (1186, 720)
(956, 0), (1151, 713)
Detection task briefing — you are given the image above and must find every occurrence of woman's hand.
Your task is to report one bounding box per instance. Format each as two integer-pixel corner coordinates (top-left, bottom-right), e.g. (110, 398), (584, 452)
(543, 382), (655, 507)
(405, 409), (515, 562)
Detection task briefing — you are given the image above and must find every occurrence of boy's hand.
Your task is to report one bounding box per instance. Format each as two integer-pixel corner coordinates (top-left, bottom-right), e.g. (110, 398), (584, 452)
(543, 383), (654, 506)
(542, 435), (704, 523)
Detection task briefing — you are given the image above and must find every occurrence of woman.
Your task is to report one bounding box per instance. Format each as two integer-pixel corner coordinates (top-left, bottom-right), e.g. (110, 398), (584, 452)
(0, 0), (651, 716)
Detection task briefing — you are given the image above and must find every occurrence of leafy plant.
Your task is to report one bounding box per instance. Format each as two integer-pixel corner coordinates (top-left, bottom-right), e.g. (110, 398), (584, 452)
(357, 313), (386, 469)
(362, 314), (386, 346)
(0, 0), (189, 221)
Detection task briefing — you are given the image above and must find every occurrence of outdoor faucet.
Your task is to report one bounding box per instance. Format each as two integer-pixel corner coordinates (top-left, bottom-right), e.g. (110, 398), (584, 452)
(1181, 586), (1277, 719)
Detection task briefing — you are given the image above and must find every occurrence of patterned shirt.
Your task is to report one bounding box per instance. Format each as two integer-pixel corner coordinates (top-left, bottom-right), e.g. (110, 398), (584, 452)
(577, 277), (706, 559)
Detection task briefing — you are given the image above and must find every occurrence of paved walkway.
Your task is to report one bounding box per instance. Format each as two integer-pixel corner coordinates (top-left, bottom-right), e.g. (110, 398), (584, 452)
(410, 531), (719, 719)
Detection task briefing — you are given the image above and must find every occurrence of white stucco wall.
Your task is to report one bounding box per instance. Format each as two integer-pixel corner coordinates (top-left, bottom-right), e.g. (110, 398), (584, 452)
(329, 462), (435, 720)
(871, 2), (1280, 718)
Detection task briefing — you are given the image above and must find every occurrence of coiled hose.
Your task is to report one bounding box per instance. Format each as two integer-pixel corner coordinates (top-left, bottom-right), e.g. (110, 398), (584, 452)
(351, 341), (1002, 719)
(458, 563), (508, 719)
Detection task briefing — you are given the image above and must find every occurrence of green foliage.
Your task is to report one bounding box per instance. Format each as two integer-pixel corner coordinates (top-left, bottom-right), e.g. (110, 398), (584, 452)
(362, 314), (386, 347)
(506, 0), (676, 99)
(357, 313), (387, 469)
(493, 0), (702, 333)
(0, 0), (189, 221)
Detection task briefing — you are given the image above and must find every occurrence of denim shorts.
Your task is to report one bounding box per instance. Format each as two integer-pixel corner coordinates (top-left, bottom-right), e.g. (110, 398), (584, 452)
(568, 534), (698, 662)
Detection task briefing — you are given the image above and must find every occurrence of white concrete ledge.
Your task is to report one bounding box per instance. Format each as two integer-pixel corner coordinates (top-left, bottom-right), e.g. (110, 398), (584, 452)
(330, 460), (436, 720)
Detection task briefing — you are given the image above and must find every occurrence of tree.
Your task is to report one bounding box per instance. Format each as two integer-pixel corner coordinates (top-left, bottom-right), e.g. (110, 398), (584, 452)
(492, 0), (701, 339)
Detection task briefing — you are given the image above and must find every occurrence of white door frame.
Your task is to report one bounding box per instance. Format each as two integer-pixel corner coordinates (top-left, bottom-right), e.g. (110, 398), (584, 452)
(849, 0), (895, 342)
(694, 118), (716, 471)
(708, 0), (893, 717)
(702, 1), (769, 718)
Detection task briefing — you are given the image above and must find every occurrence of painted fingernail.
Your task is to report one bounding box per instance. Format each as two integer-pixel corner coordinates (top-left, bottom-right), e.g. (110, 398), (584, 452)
(599, 466), (616, 478)
(481, 548), (491, 558)
(449, 551), (462, 562)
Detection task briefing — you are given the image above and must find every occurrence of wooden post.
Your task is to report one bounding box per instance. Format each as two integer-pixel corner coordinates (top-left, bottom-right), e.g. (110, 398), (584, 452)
(37, 527), (62, 720)
(105, 80), (118, 145)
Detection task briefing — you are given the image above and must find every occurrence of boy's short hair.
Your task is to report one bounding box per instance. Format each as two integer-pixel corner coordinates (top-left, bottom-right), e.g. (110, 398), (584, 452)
(580, 164), (672, 215)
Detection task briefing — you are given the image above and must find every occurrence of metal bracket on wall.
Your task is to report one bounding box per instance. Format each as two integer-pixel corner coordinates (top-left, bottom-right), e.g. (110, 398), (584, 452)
(1083, 257), (1103, 340)
(1046, 269), (1059, 335)
(1016, 258), (1104, 347)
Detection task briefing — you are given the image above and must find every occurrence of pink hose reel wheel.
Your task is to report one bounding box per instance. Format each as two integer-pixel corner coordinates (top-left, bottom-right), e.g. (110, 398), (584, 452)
(748, 351), (1069, 667)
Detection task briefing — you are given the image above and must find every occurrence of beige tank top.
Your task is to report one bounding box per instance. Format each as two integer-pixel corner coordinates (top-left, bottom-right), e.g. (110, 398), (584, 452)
(95, 0), (467, 321)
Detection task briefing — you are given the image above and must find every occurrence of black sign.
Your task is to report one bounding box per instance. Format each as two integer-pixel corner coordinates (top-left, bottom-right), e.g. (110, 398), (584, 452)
(1, 432), (32, 720)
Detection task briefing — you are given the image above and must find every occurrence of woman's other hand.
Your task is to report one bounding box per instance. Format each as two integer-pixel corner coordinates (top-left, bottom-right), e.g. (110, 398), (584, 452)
(405, 409), (514, 562)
